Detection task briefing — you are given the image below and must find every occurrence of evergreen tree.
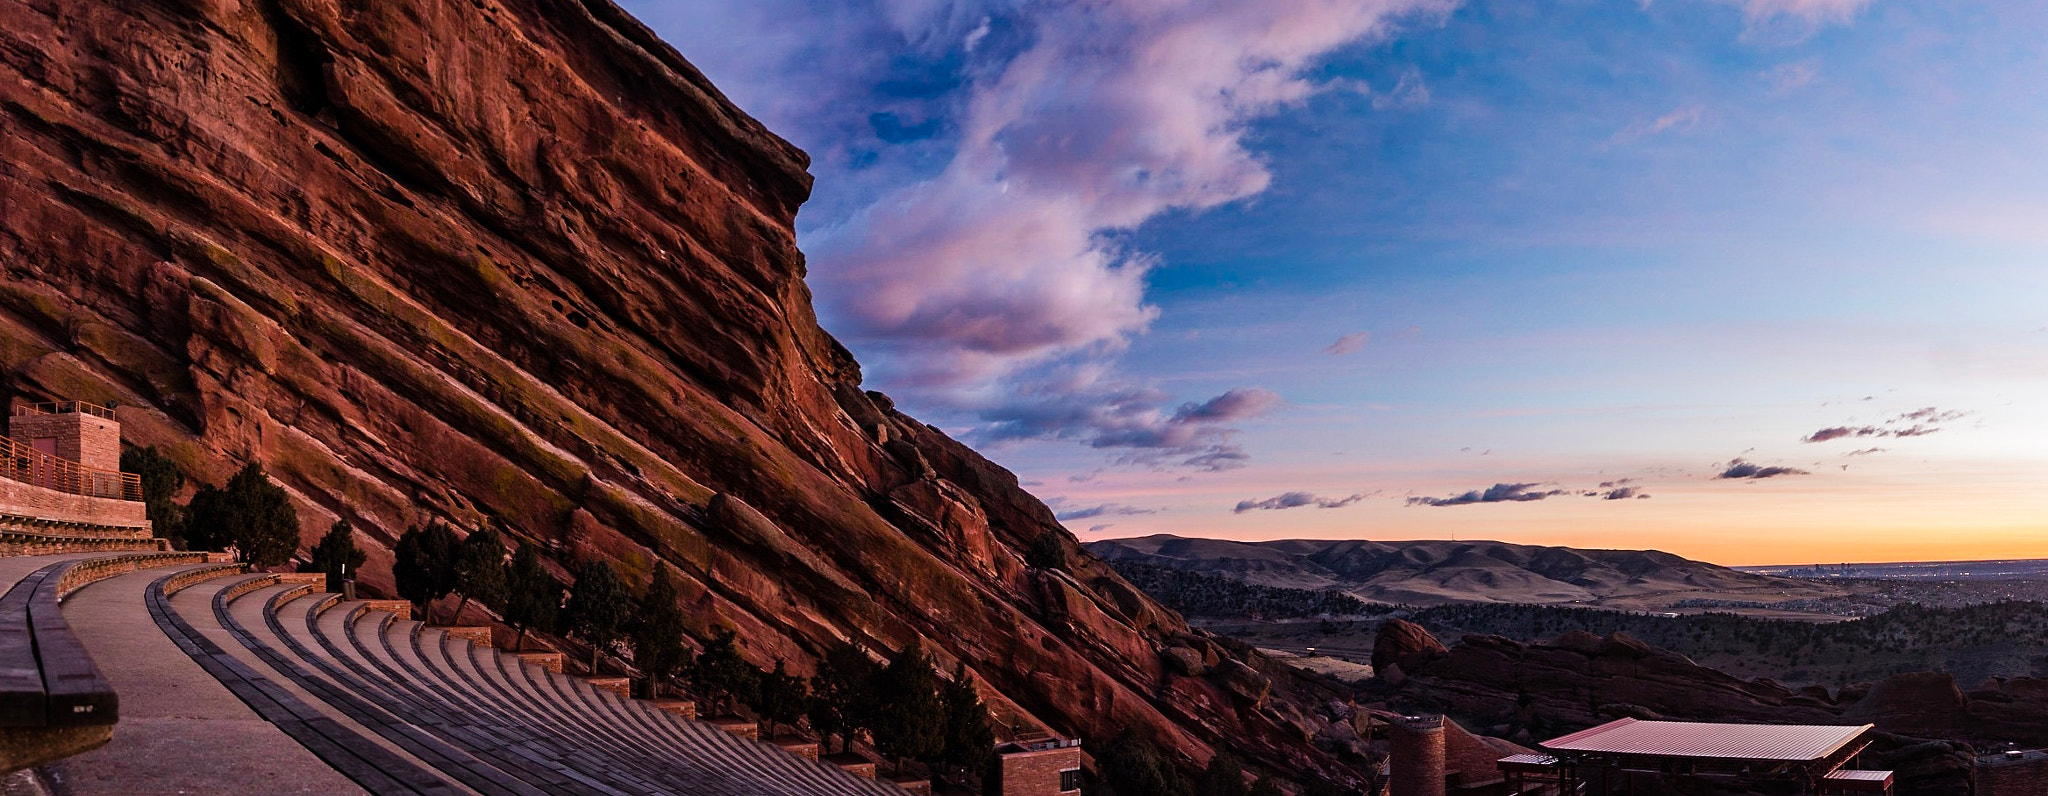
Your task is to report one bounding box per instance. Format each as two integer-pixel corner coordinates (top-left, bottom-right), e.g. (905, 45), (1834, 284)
(451, 525), (507, 624)
(305, 520), (367, 593)
(1249, 779), (1286, 796)
(393, 521), (461, 623)
(1093, 732), (1189, 796)
(503, 545), (562, 650)
(809, 640), (881, 754)
(938, 662), (995, 777)
(688, 630), (757, 718)
(185, 463), (299, 568)
(564, 558), (631, 674)
(870, 642), (945, 774)
(752, 659), (811, 739)
(120, 447), (187, 548)
(1193, 751), (1251, 796)
(631, 563), (689, 696)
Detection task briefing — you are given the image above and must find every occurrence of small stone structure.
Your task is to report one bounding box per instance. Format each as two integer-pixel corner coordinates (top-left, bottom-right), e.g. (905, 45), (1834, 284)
(8, 404), (121, 473)
(991, 736), (1084, 796)
(0, 402), (150, 549)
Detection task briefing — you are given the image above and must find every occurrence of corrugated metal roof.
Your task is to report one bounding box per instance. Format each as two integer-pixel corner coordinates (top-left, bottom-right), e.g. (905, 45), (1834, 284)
(1541, 718), (1873, 761)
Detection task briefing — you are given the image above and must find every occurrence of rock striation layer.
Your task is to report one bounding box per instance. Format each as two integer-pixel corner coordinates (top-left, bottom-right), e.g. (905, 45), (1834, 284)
(0, 0), (1363, 782)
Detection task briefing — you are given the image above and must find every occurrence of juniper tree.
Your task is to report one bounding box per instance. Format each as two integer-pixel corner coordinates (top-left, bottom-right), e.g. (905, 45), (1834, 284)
(809, 640), (880, 754)
(393, 521), (461, 623)
(630, 563), (689, 696)
(688, 630), (756, 718)
(564, 558), (631, 674)
(1193, 751), (1251, 796)
(938, 662), (994, 777)
(306, 520), (367, 593)
(870, 642), (944, 774)
(1024, 531), (1069, 571)
(186, 463), (299, 569)
(1093, 732), (1189, 796)
(503, 545), (562, 650)
(451, 525), (507, 624)
(120, 447), (187, 548)
(752, 659), (811, 739)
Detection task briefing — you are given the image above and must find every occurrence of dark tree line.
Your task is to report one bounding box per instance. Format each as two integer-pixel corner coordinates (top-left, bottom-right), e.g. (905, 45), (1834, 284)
(1090, 734), (1303, 796)
(1109, 561), (1387, 619)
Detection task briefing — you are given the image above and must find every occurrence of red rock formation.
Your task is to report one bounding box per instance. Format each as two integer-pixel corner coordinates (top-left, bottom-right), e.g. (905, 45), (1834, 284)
(0, 0), (1365, 783)
(1374, 618), (1449, 671)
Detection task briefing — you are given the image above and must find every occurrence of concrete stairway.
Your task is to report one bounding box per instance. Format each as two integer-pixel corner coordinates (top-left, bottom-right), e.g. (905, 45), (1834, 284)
(175, 577), (902, 796)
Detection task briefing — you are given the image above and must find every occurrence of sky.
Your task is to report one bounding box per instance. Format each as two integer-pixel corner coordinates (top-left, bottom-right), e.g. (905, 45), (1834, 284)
(628, 0), (2048, 566)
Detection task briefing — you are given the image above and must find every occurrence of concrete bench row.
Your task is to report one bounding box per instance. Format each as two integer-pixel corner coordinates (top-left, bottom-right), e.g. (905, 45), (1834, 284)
(153, 570), (907, 796)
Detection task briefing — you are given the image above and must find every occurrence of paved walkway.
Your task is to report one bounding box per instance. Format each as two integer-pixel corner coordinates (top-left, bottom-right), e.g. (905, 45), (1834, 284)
(39, 565), (369, 796)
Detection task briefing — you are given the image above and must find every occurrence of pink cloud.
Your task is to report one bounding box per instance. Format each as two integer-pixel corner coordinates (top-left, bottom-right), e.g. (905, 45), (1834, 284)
(809, 0), (1453, 389)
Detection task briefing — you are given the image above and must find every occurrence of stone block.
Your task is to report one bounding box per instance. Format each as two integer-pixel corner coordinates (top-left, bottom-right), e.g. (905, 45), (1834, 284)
(710, 718), (757, 740)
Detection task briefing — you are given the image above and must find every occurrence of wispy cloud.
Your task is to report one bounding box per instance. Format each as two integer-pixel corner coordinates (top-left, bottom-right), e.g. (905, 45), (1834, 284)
(977, 376), (1282, 471)
(1407, 482), (1568, 507)
(1054, 503), (1159, 521)
(1606, 104), (1704, 148)
(1234, 491), (1367, 513)
(1802, 407), (1969, 442)
(1760, 59), (1820, 95)
(1324, 331), (1372, 355)
(1715, 458), (1810, 480)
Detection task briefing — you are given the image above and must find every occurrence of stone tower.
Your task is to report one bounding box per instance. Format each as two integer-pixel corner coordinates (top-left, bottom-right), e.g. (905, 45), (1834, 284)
(1390, 715), (1447, 796)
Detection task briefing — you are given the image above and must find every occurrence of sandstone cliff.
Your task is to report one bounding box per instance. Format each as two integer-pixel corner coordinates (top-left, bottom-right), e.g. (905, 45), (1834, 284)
(0, 0), (1364, 782)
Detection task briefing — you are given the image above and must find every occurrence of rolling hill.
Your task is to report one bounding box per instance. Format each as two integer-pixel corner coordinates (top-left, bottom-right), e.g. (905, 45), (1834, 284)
(1087, 535), (1845, 609)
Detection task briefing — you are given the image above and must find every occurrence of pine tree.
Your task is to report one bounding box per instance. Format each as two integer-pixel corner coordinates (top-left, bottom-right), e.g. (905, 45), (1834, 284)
(185, 463), (300, 568)
(631, 563), (689, 696)
(451, 525), (508, 624)
(120, 447), (187, 548)
(870, 642), (945, 774)
(688, 630), (757, 718)
(752, 659), (811, 739)
(306, 520), (367, 593)
(503, 545), (562, 650)
(1249, 779), (1286, 796)
(938, 662), (994, 777)
(393, 521), (461, 623)
(564, 558), (631, 674)
(809, 640), (880, 754)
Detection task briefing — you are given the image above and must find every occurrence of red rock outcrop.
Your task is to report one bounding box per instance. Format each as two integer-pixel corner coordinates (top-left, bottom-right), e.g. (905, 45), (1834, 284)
(0, 0), (1365, 783)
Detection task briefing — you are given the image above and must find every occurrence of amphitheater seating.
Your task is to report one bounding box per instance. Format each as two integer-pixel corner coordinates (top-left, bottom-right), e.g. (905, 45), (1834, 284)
(135, 567), (908, 795)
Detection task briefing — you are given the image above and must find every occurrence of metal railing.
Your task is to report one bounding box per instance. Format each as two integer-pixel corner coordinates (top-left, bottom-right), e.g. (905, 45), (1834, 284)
(0, 435), (141, 501)
(12, 401), (117, 420)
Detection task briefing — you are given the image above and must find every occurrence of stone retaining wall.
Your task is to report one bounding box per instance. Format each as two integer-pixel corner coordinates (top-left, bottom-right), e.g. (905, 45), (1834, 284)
(0, 474), (148, 529)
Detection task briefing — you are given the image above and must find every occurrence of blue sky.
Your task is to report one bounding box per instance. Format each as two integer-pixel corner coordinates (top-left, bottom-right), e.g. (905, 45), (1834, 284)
(632, 0), (2048, 564)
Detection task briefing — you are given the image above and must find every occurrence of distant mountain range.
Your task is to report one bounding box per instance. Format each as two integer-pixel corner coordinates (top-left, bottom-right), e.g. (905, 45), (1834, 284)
(1086, 535), (1843, 609)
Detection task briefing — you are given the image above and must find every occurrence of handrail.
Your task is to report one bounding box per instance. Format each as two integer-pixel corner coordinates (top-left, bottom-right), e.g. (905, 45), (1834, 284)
(0, 435), (140, 501)
(11, 401), (116, 420)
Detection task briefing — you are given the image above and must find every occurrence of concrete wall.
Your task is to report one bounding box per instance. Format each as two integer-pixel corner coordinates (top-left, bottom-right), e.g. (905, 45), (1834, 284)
(9, 411), (122, 472)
